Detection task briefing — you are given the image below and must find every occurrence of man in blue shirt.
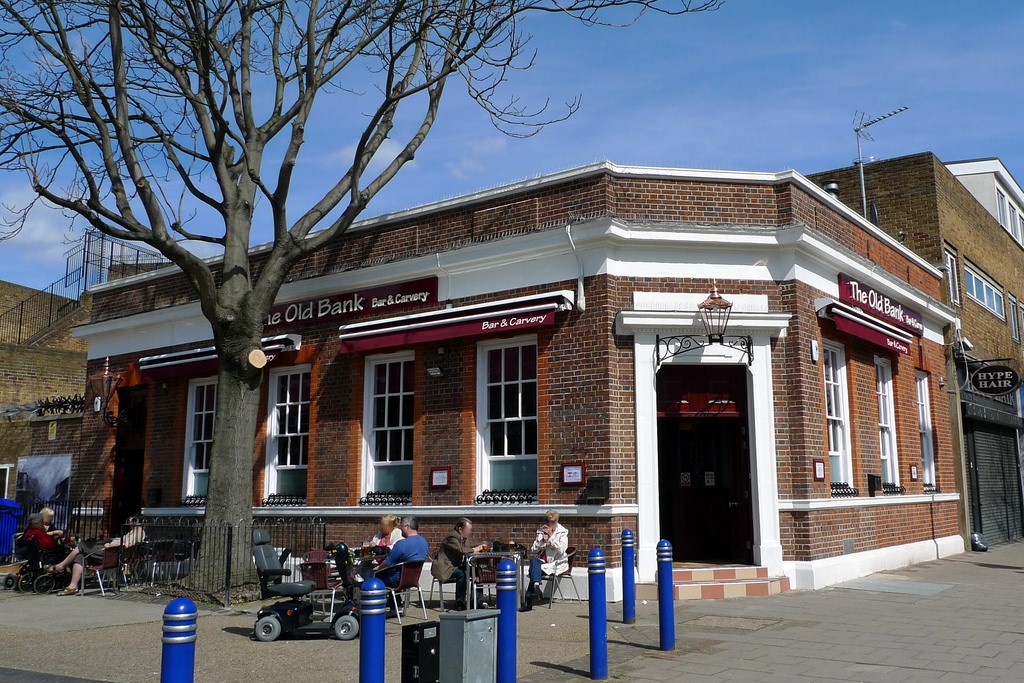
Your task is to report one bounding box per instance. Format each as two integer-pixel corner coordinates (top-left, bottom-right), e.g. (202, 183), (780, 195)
(376, 516), (429, 589)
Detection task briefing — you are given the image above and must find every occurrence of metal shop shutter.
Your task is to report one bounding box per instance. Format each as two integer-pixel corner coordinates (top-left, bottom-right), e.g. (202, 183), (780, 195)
(972, 423), (1024, 544)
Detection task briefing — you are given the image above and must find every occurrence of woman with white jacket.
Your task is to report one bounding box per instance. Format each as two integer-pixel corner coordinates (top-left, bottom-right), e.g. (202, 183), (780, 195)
(522, 509), (568, 610)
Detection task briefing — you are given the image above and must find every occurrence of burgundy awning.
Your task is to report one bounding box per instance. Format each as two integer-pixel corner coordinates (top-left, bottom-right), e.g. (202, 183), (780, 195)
(338, 291), (574, 354)
(818, 299), (913, 356)
(138, 334), (302, 381)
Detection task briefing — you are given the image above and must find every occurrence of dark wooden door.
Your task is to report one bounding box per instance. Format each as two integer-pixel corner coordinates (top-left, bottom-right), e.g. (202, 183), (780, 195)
(111, 387), (147, 531)
(657, 365), (753, 564)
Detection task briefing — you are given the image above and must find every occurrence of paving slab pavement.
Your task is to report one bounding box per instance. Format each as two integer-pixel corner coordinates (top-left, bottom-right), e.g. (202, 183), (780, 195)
(5, 542), (1024, 681)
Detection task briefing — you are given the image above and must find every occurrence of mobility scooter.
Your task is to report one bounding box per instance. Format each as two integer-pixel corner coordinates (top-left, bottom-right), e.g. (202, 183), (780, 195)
(251, 529), (360, 641)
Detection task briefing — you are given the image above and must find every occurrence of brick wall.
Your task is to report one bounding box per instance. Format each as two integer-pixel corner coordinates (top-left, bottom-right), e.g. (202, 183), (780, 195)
(0, 280), (86, 349)
(780, 501), (959, 561)
(808, 153), (945, 266)
(1, 342), (88, 476)
(29, 415), (82, 457)
(0, 344), (87, 405)
(0, 280), (45, 315)
(934, 164), (1024, 367)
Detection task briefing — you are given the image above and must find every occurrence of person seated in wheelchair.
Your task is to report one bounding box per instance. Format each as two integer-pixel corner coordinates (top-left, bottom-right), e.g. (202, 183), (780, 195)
(45, 516), (146, 596)
(21, 513), (60, 553)
(15, 514), (71, 586)
(38, 507), (65, 542)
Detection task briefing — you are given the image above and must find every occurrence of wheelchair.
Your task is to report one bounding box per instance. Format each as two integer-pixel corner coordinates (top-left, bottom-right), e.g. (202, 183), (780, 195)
(11, 534), (72, 594)
(251, 530), (361, 642)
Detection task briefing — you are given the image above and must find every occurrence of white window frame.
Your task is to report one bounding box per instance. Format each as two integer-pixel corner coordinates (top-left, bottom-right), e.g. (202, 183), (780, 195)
(1011, 205), (1020, 241)
(0, 463), (12, 499)
(1011, 294), (1021, 342)
(1020, 300), (1024, 345)
(476, 334), (539, 494)
(916, 371), (935, 488)
(264, 364), (312, 497)
(943, 249), (960, 306)
(875, 357), (899, 485)
(822, 343), (853, 486)
(182, 377), (217, 498)
(362, 351), (415, 495)
(997, 189), (1007, 226)
(963, 265), (1005, 319)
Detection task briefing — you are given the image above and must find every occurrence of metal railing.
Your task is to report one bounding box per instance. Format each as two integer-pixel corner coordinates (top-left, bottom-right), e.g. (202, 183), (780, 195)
(123, 517), (327, 606)
(0, 230), (166, 344)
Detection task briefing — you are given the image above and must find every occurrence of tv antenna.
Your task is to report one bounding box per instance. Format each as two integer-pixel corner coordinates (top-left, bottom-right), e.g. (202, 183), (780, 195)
(853, 106), (909, 219)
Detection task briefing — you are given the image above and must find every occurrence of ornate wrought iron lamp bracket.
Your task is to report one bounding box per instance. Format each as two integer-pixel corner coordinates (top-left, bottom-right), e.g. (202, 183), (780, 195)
(101, 406), (130, 428)
(655, 334), (753, 371)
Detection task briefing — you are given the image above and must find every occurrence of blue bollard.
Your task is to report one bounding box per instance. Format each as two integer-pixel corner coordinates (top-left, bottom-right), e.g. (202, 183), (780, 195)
(621, 529), (636, 625)
(656, 539), (675, 651)
(359, 578), (388, 683)
(588, 548), (608, 680)
(496, 559), (518, 683)
(160, 597), (197, 683)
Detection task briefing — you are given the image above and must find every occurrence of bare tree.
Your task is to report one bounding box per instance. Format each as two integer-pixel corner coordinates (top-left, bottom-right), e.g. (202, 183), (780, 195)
(0, 0), (720, 591)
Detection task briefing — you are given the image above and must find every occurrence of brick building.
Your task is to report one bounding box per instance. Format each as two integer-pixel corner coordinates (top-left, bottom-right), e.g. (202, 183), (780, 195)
(72, 162), (961, 595)
(0, 279), (90, 501)
(810, 153), (1024, 548)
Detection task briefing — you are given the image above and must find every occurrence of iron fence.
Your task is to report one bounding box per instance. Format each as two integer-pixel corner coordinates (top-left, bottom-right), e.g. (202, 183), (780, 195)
(2, 507), (326, 606)
(123, 517), (327, 606)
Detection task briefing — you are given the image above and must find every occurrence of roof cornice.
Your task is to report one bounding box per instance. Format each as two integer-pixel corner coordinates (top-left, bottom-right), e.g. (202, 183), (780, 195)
(86, 161), (940, 293)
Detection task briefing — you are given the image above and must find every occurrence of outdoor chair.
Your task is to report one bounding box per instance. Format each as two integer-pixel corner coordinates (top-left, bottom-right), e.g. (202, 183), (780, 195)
(81, 547), (121, 596)
(427, 549), (458, 610)
(305, 549), (330, 563)
(543, 546), (580, 608)
(299, 558), (345, 614)
(147, 539), (184, 584)
(469, 555), (499, 608)
(377, 560), (426, 624)
(118, 542), (151, 586)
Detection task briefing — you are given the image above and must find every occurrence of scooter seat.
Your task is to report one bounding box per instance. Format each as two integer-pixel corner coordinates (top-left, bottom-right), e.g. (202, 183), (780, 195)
(268, 580), (316, 597)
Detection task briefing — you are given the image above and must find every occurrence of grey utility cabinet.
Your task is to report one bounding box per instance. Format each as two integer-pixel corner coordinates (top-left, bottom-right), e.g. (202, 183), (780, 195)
(438, 609), (500, 683)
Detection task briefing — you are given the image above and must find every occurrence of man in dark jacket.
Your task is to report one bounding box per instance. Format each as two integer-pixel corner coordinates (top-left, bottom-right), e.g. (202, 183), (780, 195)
(430, 517), (485, 610)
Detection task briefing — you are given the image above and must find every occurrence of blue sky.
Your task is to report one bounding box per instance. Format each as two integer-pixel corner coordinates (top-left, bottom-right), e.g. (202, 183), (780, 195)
(2, 0), (1023, 290)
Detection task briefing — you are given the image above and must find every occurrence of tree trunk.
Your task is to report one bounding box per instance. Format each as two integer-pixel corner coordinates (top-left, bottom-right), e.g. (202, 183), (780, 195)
(187, 342), (264, 596)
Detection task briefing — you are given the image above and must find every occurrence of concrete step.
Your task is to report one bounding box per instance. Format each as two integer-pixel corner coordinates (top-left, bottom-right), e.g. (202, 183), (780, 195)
(672, 565), (768, 582)
(635, 565), (790, 601)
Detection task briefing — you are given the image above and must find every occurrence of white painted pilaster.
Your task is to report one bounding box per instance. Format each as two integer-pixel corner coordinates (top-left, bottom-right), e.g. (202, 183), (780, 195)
(633, 332), (661, 583)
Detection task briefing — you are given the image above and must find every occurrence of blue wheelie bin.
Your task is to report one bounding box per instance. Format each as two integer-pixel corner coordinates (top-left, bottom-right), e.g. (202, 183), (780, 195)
(0, 499), (22, 558)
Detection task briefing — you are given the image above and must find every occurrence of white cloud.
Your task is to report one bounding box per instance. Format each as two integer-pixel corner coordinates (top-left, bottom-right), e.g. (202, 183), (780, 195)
(325, 138), (417, 180)
(444, 137), (509, 179)
(0, 185), (81, 264)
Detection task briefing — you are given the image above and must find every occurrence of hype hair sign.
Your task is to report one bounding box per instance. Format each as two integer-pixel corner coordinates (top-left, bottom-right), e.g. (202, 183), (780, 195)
(838, 274), (924, 337)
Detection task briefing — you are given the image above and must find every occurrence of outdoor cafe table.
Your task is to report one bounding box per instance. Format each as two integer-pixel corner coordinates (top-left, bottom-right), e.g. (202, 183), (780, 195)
(354, 546), (387, 581)
(465, 550), (526, 609)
